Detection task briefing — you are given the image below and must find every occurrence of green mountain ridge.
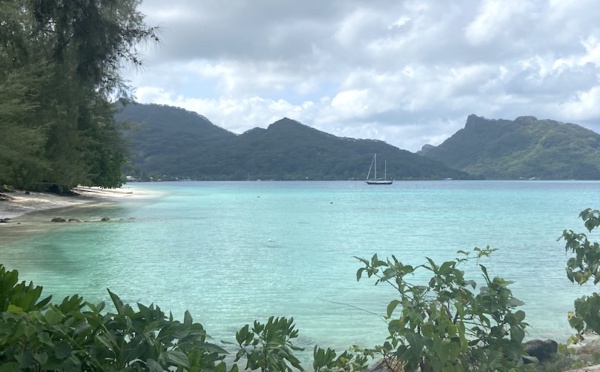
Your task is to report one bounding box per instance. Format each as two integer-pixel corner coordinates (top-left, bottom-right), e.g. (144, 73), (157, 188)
(116, 103), (473, 181)
(419, 114), (600, 179)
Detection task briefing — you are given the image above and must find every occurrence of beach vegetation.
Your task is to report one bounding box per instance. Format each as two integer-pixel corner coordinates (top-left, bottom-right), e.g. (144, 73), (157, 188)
(0, 264), (229, 370)
(0, 0), (157, 192)
(355, 247), (529, 371)
(561, 208), (600, 340)
(0, 249), (530, 371)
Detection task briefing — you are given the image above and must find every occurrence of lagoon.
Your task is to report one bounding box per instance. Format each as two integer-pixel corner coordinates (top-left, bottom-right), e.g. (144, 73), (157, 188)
(1, 180), (599, 353)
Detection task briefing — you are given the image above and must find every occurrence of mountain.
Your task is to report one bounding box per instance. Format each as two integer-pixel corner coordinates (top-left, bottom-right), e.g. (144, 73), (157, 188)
(116, 103), (473, 181)
(419, 114), (600, 179)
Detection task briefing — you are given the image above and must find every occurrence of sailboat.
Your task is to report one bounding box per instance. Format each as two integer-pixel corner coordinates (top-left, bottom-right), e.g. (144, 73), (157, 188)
(366, 154), (393, 185)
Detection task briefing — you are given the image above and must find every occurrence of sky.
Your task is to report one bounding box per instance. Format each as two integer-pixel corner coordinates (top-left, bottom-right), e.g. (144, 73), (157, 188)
(124, 0), (600, 152)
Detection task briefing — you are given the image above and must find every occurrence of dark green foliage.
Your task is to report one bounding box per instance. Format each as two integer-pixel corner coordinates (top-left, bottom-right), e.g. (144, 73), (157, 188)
(0, 264), (369, 371)
(0, 0), (156, 191)
(0, 265), (228, 371)
(0, 265), (51, 313)
(117, 103), (475, 181)
(356, 247), (528, 371)
(29, 0), (158, 94)
(420, 114), (600, 179)
(233, 316), (304, 371)
(0, 62), (51, 189)
(560, 208), (600, 342)
(312, 346), (370, 371)
(1, 246), (533, 372)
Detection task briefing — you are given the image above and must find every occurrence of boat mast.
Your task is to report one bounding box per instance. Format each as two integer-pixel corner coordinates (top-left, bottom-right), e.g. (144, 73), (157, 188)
(366, 154), (375, 181)
(374, 154), (377, 180)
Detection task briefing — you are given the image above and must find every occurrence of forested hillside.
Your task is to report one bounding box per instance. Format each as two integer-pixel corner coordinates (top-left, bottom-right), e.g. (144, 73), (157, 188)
(419, 115), (600, 179)
(117, 103), (474, 181)
(0, 0), (156, 192)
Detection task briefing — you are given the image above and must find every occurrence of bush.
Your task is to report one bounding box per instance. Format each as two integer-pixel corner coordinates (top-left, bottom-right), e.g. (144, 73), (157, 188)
(561, 208), (600, 340)
(356, 247), (529, 371)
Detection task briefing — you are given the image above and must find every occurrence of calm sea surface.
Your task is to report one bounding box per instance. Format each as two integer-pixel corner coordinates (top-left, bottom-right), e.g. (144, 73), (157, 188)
(2, 180), (600, 354)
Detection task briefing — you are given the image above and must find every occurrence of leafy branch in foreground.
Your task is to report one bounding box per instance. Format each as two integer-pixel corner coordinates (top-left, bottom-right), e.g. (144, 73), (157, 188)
(1, 246), (534, 371)
(561, 208), (600, 342)
(233, 316), (303, 371)
(0, 264), (370, 371)
(356, 247), (529, 371)
(0, 264), (227, 371)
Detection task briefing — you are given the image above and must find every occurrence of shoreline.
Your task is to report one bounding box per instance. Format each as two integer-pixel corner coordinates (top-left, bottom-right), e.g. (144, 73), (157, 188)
(0, 185), (156, 245)
(0, 186), (145, 220)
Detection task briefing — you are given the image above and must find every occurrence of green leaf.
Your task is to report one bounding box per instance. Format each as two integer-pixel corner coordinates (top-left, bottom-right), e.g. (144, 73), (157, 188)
(36, 295), (52, 309)
(15, 350), (33, 369)
(6, 305), (23, 314)
(386, 300), (401, 318)
(37, 331), (53, 347)
(107, 289), (124, 314)
(146, 358), (163, 372)
(184, 310), (192, 326)
(45, 308), (63, 325)
(33, 352), (48, 366)
(96, 333), (115, 349)
(514, 310), (526, 322)
(165, 350), (190, 368)
(236, 324), (249, 345)
(214, 362), (228, 372)
(507, 298), (525, 307)
(54, 340), (72, 360)
(356, 267), (365, 281)
(510, 324), (525, 343)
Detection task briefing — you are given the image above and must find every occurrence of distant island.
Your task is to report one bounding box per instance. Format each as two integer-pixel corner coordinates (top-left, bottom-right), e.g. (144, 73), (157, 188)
(419, 114), (600, 180)
(116, 103), (473, 181)
(117, 104), (600, 181)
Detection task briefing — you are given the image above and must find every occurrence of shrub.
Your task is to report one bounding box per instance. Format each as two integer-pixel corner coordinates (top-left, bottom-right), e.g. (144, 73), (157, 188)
(356, 247), (529, 371)
(561, 208), (600, 340)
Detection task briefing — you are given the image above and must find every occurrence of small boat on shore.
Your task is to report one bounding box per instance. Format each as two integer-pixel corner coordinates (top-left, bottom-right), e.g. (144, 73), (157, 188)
(366, 154), (393, 185)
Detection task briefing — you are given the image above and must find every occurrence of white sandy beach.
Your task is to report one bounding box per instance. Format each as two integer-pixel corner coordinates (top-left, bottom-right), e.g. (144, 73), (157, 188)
(0, 185), (154, 244)
(0, 187), (135, 220)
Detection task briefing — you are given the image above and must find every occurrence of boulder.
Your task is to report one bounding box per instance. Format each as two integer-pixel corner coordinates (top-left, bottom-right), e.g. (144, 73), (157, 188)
(523, 339), (558, 363)
(68, 218), (81, 223)
(101, 217), (110, 222)
(51, 217), (67, 223)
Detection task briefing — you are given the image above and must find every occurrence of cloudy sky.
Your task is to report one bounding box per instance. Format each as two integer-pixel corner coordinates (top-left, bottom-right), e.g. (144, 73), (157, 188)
(125, 0), (600, 152)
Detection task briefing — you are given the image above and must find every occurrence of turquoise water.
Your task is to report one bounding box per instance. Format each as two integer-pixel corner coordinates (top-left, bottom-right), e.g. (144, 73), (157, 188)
(2, 180), (600, 355)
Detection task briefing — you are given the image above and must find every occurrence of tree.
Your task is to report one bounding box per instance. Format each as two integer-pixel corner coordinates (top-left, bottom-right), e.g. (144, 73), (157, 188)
(0, 1), (51, 188)
(0, 0), (157, 191)
(0, 63), (51, 188)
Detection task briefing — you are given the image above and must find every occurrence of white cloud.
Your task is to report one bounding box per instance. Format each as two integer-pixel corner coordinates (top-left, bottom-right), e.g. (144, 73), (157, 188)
(465, 0), (532, 46)
(558, 86), (600, 120)
(330, 89), (370, 117)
